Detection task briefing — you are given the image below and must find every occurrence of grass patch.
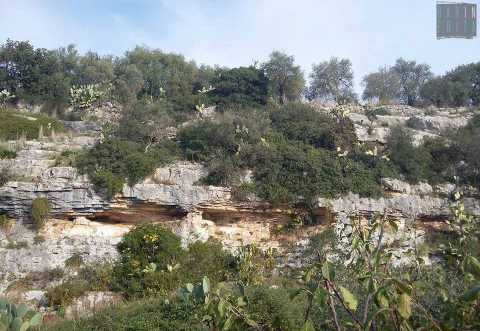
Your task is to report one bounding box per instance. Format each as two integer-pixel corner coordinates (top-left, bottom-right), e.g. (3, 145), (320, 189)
(0, 110), (66, 140)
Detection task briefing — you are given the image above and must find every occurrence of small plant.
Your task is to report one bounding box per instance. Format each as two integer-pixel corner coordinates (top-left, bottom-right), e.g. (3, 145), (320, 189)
(0, 298), (42, 330)
(236, 244), (275, 286)
(0, 214), (10, 232)
(6, 240), (29, 249)
(65, 252), (84, 268)
(33, 235), (45, 245)
(0, 168), (12, 187)
(45, 279), (89, 308)
(178, 276), (259, 330)
(31, 197), (50, 230)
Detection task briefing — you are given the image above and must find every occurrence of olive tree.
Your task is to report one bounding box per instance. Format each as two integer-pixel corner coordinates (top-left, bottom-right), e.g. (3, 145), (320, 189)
(392, 58), (432, 106)
(308, 57), (357, 105)
(262, 51), (305, 104)
(362, 66), (401, 104)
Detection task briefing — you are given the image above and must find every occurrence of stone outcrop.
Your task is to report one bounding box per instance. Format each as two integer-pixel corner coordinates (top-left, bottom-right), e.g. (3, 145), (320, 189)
(345, 105), (474, 146)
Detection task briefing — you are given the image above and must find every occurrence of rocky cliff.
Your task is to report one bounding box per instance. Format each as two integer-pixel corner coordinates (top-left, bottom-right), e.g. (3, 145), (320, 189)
(1, 106), (479, 294)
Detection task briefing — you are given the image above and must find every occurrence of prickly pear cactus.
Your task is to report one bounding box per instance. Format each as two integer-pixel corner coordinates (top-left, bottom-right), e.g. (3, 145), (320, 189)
(0, 298), (42, 331)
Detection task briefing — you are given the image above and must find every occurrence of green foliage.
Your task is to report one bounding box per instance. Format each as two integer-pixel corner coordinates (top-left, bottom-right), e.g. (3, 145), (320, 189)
(362, 66), (401, 104)
(0, 298), (42, 331)
(45, 279), (90, 308)
(0, 111), (66, 140)
(46, 263), (114, 309)
(112, 224), (235, 298)
(0, 148), (16, 159)
(308, 57), (357, 104)
(124, 46), (199, 112)
(64, 253), (84, 268)
(178, 276), (259, 330)
(269, 102), (356, 150)
(392, 58), (433, 106)
(209, 66), (269, 110)
(387, 126), (433, 182)
(31, 197), (50, 229)
(42, 297), (201, 331)
(262, 51), (305, 104)
(70, 83), (111, 110)
(251, 137), (382, 206)
(235, 245), (275, 286)
(245, 286), (306, 330)
(76, 137), (179, 199)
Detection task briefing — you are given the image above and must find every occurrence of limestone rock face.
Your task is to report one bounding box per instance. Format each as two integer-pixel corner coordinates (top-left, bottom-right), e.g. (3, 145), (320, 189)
(1, 105), (480, 297)
(347, 105), (474, 146)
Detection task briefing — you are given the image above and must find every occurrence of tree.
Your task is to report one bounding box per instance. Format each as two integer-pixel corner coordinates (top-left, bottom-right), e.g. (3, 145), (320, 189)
(445, 62), (480, 106)
(262, 51), (305, 104)
(124, 46), (199, 111)
(362, 66), (400, 104)
(392, 58), (432, 106)
(308, 57), (357, 105)
(420, 76), (455, 107)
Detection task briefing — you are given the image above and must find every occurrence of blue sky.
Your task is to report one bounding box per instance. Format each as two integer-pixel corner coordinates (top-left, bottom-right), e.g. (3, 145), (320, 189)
(1, 0), (479, 92)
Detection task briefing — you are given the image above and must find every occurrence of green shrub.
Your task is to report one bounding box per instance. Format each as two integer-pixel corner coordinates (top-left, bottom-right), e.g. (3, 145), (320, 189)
(182, 240), (235, 284)
(0, 148), (16, 159)
(112, 224), (235, 298)
(112, 223), (186, 297)
(208, 66), (269, 110)
(387, 126), (433, 183)
(64, 253), (84, 268)
(269, 102), (356, 150)
(365, 106), (390, 120)
(245, 286), (306, 330)
(31, 197), (50, 229)
(42, 298), (201, 331)
(76, 138), (179, 199)
(45, 279), (90, 308)
(250, 137), (382, 206)
(54, 150), (78, 167)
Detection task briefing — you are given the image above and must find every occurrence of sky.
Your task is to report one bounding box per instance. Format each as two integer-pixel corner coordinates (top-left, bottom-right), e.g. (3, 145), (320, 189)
(1, 0), (480, 93)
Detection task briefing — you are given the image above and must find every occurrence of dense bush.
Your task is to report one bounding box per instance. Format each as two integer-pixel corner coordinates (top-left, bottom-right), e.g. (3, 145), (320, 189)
(112, 224), (235, 298)
(0, 148), (16, 159)
(386, 126), (433, 182)
(76, 138), (179, 199)
(43, 298), (201, 331)
(386, 115), (480, 187)
(251, 137), (382, 206)
(208, 66), (269, 110)
(269, 102), (357, 150)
